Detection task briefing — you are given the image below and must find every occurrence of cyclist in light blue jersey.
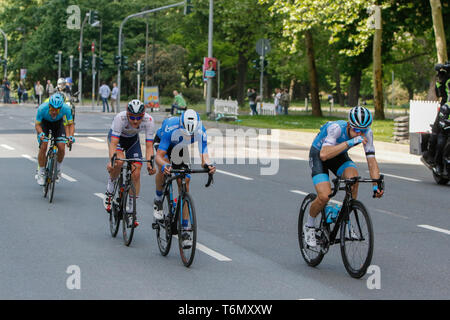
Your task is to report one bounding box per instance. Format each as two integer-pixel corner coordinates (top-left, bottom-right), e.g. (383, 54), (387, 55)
(304, 106), (384, 247)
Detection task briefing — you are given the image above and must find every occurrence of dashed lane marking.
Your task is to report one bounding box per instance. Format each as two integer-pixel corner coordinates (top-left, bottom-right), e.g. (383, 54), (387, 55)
(216, 169), (253, 181)
(418, 225), (450, 236)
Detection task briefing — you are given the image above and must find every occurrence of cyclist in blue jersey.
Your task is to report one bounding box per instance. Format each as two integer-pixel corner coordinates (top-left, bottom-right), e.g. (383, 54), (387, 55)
(304, 106), (384, 247)
(35, 93), (75, 185)
(153, 109), (215, 247)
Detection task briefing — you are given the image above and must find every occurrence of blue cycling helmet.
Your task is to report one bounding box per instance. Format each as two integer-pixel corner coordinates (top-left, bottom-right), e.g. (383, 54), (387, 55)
(49, 93), (65, 109)
(348, 106), (372, 129)
(65, 77), (73, 84)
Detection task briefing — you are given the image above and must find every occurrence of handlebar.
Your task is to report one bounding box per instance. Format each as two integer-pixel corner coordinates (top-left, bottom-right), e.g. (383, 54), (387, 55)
(329, 175), (384, 199)
(168, 164), (214, 188)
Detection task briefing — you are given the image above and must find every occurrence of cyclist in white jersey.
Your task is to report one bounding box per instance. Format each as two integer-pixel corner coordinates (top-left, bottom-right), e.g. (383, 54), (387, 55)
(104, 100), (156, 227)
(304, 106), (384, 247)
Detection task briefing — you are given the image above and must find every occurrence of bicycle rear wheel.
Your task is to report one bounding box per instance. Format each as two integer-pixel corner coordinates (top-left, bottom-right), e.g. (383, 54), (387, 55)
(121, 181), (136, 246)
(298, 193), (326, 267)
(177, 193), (197, 267)
(48, 155), (57, 203)
(340, 200), (374, 278)
(155, 194), (173, 256)
(109, 176), (122, 237)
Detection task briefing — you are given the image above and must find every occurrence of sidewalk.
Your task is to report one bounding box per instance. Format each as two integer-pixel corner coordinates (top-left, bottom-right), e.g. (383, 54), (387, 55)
(202, 119), (421, 165)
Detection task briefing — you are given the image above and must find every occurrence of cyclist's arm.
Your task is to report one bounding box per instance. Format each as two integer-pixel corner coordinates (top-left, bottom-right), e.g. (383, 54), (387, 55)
(155, 149), (171, 174)
(35, 122), (44, 135)
(109, 136), (120, 160)
(320, 143), (350, 161)
(145, 140), (154, 161)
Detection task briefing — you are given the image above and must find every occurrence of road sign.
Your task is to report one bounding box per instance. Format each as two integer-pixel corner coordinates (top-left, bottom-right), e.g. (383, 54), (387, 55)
(256, 38), (271, 56)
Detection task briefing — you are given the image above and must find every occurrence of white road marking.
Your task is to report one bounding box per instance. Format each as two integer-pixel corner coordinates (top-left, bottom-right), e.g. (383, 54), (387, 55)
(94, 193), (105, 200)
(61, 173), (77, 182)
(0, 144), (15, 150)
(290, 156), (307, 161)
(366, 170), (421, 182)
(74, 133), (79, 136)
(418, 225), (450, 236)
(22, 154), (37, 163)
(174, 235), (232, 262)
(374, 208), (409, 220)
(88, 136), (105, 142)
(30, 122), (35, 126)
(216, 169), (253, 181)
(291, 190), (341, 205)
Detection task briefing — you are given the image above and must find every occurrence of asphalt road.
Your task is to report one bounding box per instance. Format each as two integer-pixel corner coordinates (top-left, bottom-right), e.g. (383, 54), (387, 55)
(0, 104), (449, 300)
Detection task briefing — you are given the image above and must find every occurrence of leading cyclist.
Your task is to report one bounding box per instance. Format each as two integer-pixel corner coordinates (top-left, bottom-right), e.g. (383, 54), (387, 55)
(153, 109), (216, 247)
(104, 99), (156, 227)
(304, 106), (384, 247)
(35, 93), (75, 185)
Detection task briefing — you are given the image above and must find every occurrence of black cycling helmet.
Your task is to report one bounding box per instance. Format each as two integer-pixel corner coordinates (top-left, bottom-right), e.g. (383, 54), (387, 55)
(127, 99), (145, 115)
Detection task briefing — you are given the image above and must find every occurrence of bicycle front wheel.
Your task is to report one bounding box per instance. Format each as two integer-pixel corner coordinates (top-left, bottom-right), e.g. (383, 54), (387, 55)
(43, 157), (52, 198)
(340, 200), (374, 279)
(177, 193), (197, 268)
(298, 193), (326, 267)
(109, 176), (122, 238)
(155, 194), (173, 256)
(48, 155), (58, 203)
(121, 181), (136, 246)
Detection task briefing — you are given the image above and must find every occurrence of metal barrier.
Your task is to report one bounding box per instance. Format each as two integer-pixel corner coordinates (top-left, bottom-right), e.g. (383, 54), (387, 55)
(214, 99), (239, 120)
(257, 102), (276, 115)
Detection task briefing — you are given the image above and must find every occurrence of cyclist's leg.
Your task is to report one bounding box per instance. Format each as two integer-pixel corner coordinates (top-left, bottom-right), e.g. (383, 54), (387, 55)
(334, 154), (358, 199)
(107, 130), (125, 180)
(308, 147), (331, 219)
(124, 136), (143, 210)
(37, 120), (51, 168)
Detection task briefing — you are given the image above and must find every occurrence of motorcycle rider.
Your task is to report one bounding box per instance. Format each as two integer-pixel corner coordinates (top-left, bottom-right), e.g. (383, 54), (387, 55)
(423, 62), (450, 174)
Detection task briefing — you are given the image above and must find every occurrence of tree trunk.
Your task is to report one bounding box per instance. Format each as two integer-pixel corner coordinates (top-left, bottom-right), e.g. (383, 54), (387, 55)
(430, 0), (448, 63)
(305, 30), (322, 117)
(373, 5), (385, 120)
(334, 66), (343, 106)
(289, 78), (296, 100)
(426, 74), (438, 101)
(236, 52), (247, 106)
(348, 70), (361, 107)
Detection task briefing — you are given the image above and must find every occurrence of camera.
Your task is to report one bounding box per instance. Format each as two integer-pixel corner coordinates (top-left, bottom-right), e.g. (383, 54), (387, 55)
(434, 61), (450, 73)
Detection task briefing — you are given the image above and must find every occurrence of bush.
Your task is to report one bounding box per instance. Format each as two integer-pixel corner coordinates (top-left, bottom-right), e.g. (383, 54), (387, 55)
(180, 87), (204, 104)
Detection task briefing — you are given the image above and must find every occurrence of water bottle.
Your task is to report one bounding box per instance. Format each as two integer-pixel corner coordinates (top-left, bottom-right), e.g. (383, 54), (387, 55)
(325, 204), (341, 224)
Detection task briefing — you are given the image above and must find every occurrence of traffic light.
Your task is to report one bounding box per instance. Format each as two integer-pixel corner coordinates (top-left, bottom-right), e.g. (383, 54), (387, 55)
(0, 59), (6, 67)
(97, 56), (105, 70)
(184, 0), (193, 15)
(89, 10), (100, 26)
(114, 55), (121, 65)
(140, 61), (145, 74)
(54, 54), (59, 63)
(252, 59), (259, 69)
(121, 56), (129, 71)
(82, 59), (90, 72)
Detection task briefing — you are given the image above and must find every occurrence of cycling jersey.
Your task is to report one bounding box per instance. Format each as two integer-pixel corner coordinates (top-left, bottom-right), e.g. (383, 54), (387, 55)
(110, 111), (155, 142)
(35, 102), (73, 124)
(312, 120), (375, 158)
(157, 116), (208, 155)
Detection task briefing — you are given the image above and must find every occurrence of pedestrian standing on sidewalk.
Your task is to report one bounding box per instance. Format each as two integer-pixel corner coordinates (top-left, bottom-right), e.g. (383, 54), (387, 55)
(280, 88), (290, 115)
(99, 82), (111, 112)
(3, 78), (11, 104)
(111, 82), (119, 113)
(35, 80), (44, 106)
(46, 80), (55, 98)
(247, 88), (258, 115)
(274, 88), (282, 115)
(18, 80), (25, 103)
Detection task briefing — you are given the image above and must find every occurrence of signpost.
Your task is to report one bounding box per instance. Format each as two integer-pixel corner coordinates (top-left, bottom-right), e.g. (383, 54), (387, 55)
(255, 38), (270, 103)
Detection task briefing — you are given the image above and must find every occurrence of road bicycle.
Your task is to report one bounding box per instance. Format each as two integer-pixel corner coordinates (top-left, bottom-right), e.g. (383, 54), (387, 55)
(152, 165), (214, 267)
(41, 132), (72, 203)
(108, 153), (152, 246)
(298, 175), (384, 278)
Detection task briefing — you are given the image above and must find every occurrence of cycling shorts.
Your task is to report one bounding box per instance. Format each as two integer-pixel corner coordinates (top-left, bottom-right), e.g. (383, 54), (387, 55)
(309, 146), (357, 185)
(108, 129), (142, 164)
(39, 119), (67, 144)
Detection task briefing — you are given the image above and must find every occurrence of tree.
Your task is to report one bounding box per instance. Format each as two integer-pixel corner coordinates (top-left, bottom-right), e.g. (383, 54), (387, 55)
(430, 0), (448, 63)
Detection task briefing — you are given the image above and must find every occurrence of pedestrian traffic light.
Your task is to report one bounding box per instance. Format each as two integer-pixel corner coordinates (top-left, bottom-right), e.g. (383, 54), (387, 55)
(89, 10), (100, 26)
(140, 61), (145, 74)
(121, 56), (129, 71)
(184, 0), (193, 15)
(54, 54), (60, 63)
(114, 55), (121, 65)
(252, 59), (259, 69)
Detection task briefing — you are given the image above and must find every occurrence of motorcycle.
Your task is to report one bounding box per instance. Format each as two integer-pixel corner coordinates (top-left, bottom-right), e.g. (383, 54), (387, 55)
(420, 119), (450, 185)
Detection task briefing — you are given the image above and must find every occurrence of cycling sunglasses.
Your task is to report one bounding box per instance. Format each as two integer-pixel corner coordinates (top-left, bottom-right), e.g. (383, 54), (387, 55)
(353, 128), (368, 134)
(49, 106), (61, 113)
(128, 115), (143, 120)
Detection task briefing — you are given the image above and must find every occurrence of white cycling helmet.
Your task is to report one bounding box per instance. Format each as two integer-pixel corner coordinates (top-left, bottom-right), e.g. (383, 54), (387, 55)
(348, 106), (373, 129)
(180, 109), (200, 135)
(127, 99), (145, 115)
(57, 78), (66, 90)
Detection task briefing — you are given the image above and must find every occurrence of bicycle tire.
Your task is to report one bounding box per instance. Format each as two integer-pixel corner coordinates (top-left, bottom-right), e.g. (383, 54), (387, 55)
(48, 154), (58, 203)
(121, 180), (136, 246)
(298, 193), (325, 267)
(43, 155), (51, 198)
(109, 176), (122, 238)
(340, 200), (374, 279)
(156, 194), (173, 256)
(177, 192), (197, 268)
